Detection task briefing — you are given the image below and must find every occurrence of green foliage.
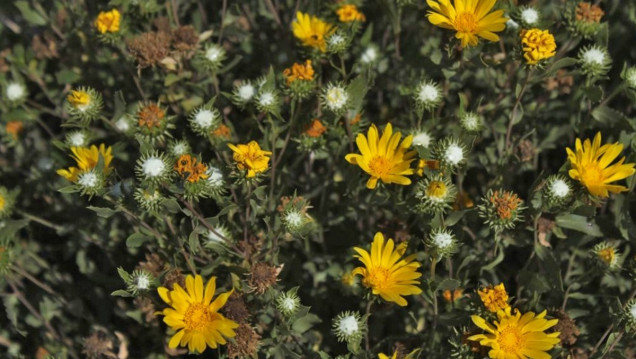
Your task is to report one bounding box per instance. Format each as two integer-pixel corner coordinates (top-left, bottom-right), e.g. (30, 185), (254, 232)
(1, 0), (636, 358)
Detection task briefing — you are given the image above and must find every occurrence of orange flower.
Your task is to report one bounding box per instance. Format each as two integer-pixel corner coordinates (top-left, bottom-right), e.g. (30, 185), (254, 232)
(213, 124), (231, 139)
(489, 190), (522, 220)
(576, 2), (604, 23)
(174, 154), (209, 183)
(305, 119), (327, 137)
(138, 103), (165, 129)
(443, 288), (463, 302)
(453, 191), (474, 210)
(283, 60), (315, 85)
(5, 121), (24, 140)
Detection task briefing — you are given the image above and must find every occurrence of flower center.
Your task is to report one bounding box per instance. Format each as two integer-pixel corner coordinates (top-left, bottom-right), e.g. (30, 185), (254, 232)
(580, 163), (604, 188)
(364, 267), (391, 290)
(184, 303), (213, 331)
(497, 325), (524, 353)
(427, 181), (447, 199)
(0, 196), (5, 211)
(368, 156), (392, 177)
(598, 247), (615, 264)
(454, 12), (478, 33)
(138, 104), (165, 129)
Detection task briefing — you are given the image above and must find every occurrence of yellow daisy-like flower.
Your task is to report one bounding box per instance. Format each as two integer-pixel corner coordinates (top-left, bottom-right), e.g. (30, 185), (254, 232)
(95, 9), (121, 34)
(228, 141), (272, 178)
(157, 274), (239, 353)
(67, 90), (91, 109)
(598, 246), (616, 265)
(427, 180), (448, 200)
(292, 12), (334, 52)
(566, 132), (636, 197)
(478, 283), (510, 313)
(352, 232), (422, 306)
(345, 123), (417, 189)
(337, 4), (366, 22)
(468, 307), (560, 359)
(521, 28), (557, 65)
(426, 0), (508, 48)
(283, 59), (315, 85)
(57, 144), (113, 182)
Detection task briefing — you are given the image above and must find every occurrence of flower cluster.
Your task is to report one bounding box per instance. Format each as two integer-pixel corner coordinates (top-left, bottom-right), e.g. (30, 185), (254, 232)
(2, 1), (636, 359)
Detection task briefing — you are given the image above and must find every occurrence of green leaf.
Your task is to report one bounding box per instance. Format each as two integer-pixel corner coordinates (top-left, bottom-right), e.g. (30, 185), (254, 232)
(444, 210), (467, 226)
(555, 214), (603, 237)
(437, 278), (461, 291)
(58, 185), (80, 194)
(111, 290), (133, 298)
(126, 232), (150, 248)
(15, 1), (47, 26)
(117, 267), (132, 282)
(163, 198), (181, 213)
(583, 86), (604, 103)
(591, 105), (625, 124)
(347, 75), (369, 114)
(544, 57), (578, 77)
(55, 69), (81, 85)
(292, 313), (321, 334)
(511, 104), (524, 125)
(87, 206), (119, 218)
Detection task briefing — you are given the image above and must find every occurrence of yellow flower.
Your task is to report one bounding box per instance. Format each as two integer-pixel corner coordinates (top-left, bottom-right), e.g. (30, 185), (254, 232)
(416, 159), (440, 176)
(283, 60), (315, 85)
(95, 9), (121, 34)
(345, 123), (417, 189)
(426, 0), (508, 48)
(157, 274), (239, 353)
(0, 195), (4, 212)
(598, 247), (616, 265)
(478, 283), (510, 313)
(292, 12), (334, 52)
(67, 90), (91, 109)
(468, 307), (560, 359)
(427, 180), (448, 200)
(341, 272), (355, 286)
(521, 28), (556, 64)
(228, 141), (272, 178)
(337, 4), (366, 22)
(57, 144), (113, 182)
(566, 132), (635, 197)
(352, 232), (422, 306)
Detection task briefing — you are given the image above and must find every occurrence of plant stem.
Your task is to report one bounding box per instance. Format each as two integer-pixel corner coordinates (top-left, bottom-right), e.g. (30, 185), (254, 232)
(364, 300), (373, 353)
(431, 257), (438, 331)
(11, 265), (57, 296)
(19, 210), (63, 232)
(505, 70), (532, 151)
(590, 287), (636, 356)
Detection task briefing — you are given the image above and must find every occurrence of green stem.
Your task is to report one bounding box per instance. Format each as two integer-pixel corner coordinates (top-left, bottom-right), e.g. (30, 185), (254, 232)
(505, 70), (532, 151)
(19, 211), (63, 232)
(599, 83), (626, 107)
(431, 257), (439, 331)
